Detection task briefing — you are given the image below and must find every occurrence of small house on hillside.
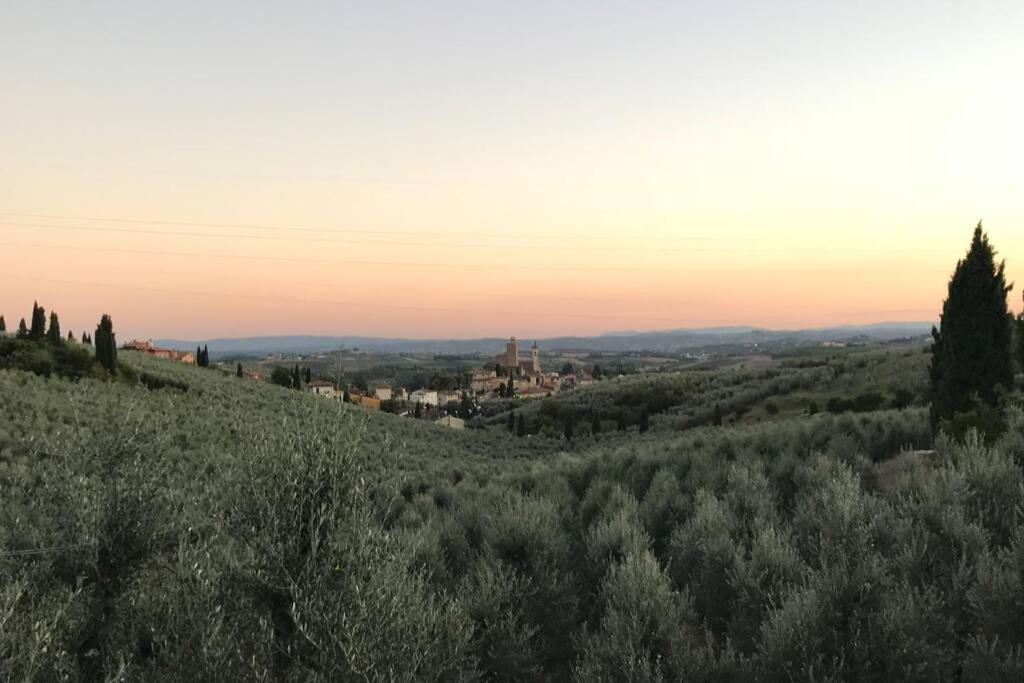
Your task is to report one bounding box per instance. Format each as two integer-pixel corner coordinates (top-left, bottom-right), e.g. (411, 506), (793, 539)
(305, 380), (337, 399)
(435, 415), (465, 430)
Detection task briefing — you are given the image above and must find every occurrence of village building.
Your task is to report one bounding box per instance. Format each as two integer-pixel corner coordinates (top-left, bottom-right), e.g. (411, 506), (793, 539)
(409, 389), (439, 406)
(392, 387), (408, 401)
(437, 390), (462, 406)
(373, 384), (393, 401)
(123, 339), (195, 364)
(305, 380), (337, 399)
(348, 391), (381, 410)
(497, 337), (541, 377)
(435, 415), (465, 430)
(518, 386), (552, 400)
(471, 376), (505, 394)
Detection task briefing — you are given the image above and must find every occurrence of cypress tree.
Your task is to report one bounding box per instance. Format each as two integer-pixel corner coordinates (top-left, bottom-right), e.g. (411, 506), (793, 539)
(930, 223), (1014, 430)
(564, 417), (574, 441)
(236, 362), (244, 378)
(95, 314), (117, 372)
(30, 302), (46, 340)
(46, 311), (61, 344)
(67, 330), (75, 342)
(713, 403), (723, 426)
(508, 411), (516, 433)
(292, 364), (302, 389)
(1017, 293), (1024, 373)
(0, 315), (5, 334)
(304, 367), (312, 384)
(18, 319), (28, 337)
(516, 414), (526, 437)
(414, 401), (423, 418)
(196, 346), (202, 366)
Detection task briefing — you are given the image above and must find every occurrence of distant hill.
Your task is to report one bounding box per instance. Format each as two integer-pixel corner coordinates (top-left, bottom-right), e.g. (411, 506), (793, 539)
(157, 322), (933, 359)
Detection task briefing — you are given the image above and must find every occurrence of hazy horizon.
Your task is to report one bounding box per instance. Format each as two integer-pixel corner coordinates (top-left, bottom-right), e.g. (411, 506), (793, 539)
(3, 1), (1023, 340)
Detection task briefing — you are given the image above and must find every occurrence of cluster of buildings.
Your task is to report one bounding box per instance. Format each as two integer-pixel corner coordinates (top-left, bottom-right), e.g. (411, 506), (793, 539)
(293, 337), (598, 430)
(471, 337), (593, 399)
(303, 380), (465, 428)
(122, 340), (195, 364)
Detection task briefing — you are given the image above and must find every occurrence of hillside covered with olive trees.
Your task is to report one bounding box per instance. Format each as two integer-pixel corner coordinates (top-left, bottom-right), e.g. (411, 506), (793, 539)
(2, 227), (1023, 681)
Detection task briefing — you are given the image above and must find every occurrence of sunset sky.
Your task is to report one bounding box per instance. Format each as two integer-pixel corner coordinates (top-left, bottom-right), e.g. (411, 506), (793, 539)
(2, 1), (1023, 341)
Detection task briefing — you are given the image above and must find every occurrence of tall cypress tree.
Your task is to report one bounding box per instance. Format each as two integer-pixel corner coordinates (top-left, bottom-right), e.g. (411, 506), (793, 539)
(82, 331), (89, 344)
(1017, 293), (1024, 373)
(0, 315), (5, 334)
(68, 330), (75, 342)
(30, 302), (46, 340)
(236, 362), (244, 378)
(930, 223), (1014, 429)
(18, 319), (28, 337)
(304, 367), (312, 384)
(95, 314), (117, 372)
(46, 311), (61, 344)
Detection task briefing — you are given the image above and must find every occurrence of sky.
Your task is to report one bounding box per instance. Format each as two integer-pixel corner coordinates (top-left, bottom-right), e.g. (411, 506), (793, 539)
(2, 1), (1023, 341)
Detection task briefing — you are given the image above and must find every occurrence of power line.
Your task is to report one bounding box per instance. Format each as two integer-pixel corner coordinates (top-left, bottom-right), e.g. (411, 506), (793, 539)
(0, 211), (940, 253)
(0, 221), (937, 255)
(0, 210), (713, 242)
(0, 543), (94, 558)
(0, 240), (936, 274)
(0, 274), (726, 327)
(0, 274), (936, 329)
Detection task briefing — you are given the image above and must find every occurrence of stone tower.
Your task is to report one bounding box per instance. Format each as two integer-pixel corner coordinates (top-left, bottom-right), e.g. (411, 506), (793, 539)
(505, 337), (519, 372)
(531, 341), (540, 373)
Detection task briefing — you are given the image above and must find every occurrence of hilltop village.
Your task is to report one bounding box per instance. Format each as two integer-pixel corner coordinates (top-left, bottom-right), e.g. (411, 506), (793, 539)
(298, 337), (597, 429)
(122, 336), (599, 429)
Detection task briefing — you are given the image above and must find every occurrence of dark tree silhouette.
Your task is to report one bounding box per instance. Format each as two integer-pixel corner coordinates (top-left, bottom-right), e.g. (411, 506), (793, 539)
(46, 311), (62, 345)
(94, 315), (117, 372)
(930, 223), (1014, 430)
(30, 302), (46, 340)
